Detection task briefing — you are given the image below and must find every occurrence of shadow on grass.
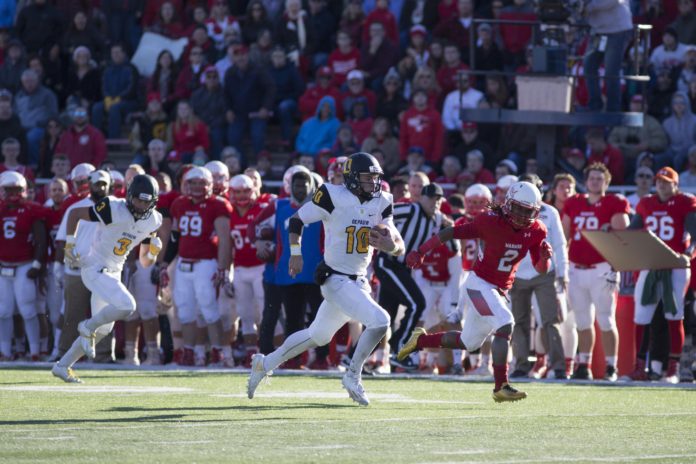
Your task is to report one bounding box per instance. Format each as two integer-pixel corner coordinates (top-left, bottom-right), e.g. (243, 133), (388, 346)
(0, 414), (194, 426)
(106, 403), (355, 413)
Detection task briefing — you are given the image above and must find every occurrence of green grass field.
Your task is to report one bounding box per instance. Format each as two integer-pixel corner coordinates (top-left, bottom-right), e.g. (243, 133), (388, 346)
(1, 367), (695, 464)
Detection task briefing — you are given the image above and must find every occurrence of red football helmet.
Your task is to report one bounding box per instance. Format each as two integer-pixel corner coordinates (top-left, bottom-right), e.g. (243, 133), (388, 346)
(0, 171), (27, 204)
(229, 174), (255, 208)
(464, 183), (492, 217)
(503, 181), (542, 229)
(205, 160), (230, 197)
(183, 166), (213, 201)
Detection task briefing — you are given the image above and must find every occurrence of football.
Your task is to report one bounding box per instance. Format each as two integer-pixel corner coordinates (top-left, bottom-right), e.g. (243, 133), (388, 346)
(256, 239), (275, 263)
(258, 226), (275, 241)
(370, 223), (390, 238)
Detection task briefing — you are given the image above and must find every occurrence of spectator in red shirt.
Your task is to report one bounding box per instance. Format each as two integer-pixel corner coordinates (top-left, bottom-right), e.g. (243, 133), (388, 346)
(55, 106), (107, 168)
(298, 66), (342, 120)
(340, 70), (377, 118)
(465, 149), (495, 184)
(437, 0), (459, 26)
(362, 0), (398, 45)
(434, 0), (475, 52)
(142, 0), (183, 28)
(175, 45), (206, 101)
(405, 25), (430, 68)
(436, 43), (471, 97)
(168, 100), (210, 161)
(399, 88), (444, 163)
(328, 30), (361, 88)
(585, 128), (625, 185)
(345, 97), (373, 146)
(0, 137), (34, 181)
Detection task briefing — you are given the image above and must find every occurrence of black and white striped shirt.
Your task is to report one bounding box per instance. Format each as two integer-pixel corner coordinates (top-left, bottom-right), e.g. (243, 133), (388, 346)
(380, 201), (456, 265)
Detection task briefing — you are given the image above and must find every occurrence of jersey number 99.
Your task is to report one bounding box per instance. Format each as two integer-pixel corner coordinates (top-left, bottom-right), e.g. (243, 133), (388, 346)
(179, 215), (202, 237)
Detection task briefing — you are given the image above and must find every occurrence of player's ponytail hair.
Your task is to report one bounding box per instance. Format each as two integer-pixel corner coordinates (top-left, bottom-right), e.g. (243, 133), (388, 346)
(488, 203), (504, 216)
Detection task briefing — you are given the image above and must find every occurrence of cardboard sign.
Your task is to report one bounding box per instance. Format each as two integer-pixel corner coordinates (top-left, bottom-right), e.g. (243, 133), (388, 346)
(581, 229), (687, 271)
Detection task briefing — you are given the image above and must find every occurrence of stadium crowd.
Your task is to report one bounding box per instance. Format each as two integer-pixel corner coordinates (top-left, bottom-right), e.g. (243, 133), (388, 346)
(1, 0), (696, 384)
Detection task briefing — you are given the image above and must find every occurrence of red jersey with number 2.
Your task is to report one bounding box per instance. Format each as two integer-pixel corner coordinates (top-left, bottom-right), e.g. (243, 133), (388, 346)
(0, 201), (45, 262)
(635, 193), (696, 254)
(171, 196), (232, 260)
(453, 210), (547, 290)
(563, 194), (630, 266)
(230, 200), (269, 267)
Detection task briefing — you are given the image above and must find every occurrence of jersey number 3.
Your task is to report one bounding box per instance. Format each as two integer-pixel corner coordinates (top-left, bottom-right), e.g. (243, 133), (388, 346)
(113, 238), (132, 256)
(345, 226), (370, 254)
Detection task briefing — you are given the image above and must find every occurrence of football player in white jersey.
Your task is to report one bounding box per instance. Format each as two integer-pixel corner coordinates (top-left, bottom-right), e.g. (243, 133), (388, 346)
(248, 152), (405, 405)
(52, 175), (163, 383)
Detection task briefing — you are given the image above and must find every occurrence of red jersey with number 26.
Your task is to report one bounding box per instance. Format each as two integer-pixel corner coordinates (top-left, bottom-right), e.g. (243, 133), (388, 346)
(230, 200), (269, 267)
(635, 193), (696, 254)
(0, 201), (45, 262)
(171, 196), (232, 260)
(453, 210), (547, 290)
(563, 194), (630, 266)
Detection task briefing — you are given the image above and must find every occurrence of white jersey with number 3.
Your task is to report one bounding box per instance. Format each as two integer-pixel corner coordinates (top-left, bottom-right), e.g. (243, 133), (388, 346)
(298, 183), (397, 276)
(83, 196), (163, 271)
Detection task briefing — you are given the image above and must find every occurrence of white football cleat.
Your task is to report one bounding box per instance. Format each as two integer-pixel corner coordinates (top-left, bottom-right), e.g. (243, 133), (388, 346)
(342, 370), (369, 406)
(52, 362), (83, 383)
(77, 321), (96, 359)
(471, 363), (493, 377)
(247, 353), (269, 399)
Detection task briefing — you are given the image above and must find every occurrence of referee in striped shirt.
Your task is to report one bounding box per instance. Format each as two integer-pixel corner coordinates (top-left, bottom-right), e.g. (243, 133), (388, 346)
(375, 183), (447, 370)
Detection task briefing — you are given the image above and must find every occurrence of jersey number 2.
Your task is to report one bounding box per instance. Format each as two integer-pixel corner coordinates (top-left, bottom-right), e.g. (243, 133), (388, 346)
(345, 226), (370, 254)
(497, 249), (519, 272)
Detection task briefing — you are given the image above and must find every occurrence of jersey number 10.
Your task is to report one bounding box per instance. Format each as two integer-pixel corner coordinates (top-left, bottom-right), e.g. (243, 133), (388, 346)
(345, 226), (370, 254)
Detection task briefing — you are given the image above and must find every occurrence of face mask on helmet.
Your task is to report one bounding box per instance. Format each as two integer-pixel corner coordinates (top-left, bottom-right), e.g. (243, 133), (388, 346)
(344, 153), (384, 201)
(504, 200), (539, 228)
(126, 175), (159, 220)
(2, 186), (25, 204)
(186, 178), (211, 200)
(465, 196), (489, 216)
(73, 177), (90, 196)
(212, 174), (229, 196)
(502, 182), (541, 229)
(232, 187), (252, 207)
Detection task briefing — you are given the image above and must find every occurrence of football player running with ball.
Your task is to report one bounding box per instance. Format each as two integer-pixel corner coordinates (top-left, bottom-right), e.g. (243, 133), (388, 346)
(52, 175), (163, 383)
(247, 152), (405, 406)
(399, 182), (553, 402)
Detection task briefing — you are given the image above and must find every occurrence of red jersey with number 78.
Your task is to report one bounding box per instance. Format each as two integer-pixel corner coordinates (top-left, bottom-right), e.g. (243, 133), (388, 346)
(563, 193), (630, 266)
(452, 210), (547, 290)
(635, 192), (696, 254)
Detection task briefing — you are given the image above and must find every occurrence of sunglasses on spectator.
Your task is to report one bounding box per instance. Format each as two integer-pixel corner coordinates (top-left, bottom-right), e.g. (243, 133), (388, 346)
(636, 174), (653, 179)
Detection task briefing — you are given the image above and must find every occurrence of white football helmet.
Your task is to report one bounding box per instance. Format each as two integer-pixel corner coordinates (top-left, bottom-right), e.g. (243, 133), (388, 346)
(183, 166), (213, 200)
(0, 171), (27, 204)
(503, 181), (541, 229)
(70, 162), (96, 196)
(464, 183), (492, 217)
(282, 165), (311, 195)
(109, 170), (126, 197)
(229, 174), (255, 207)
(205, 160), (230, 196)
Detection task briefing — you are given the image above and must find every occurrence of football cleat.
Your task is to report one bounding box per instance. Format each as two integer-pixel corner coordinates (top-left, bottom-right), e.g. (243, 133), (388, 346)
(664, 359), (679, 384)
(52, 362), (83, 383)
(389, 353), (419, 372)
(509, 369), (528, 378)
(122, 348), (140, 366)
(621, 359), (648, 381)
(471, 363), (494, 377)
(141, 354), (161, 366)
(247, 353), (270, 399)
(571, 363), (593, 380)
(604, 365), (618, 382)
(679, 365), (694, 383)
(342, 369), (369, 406)
(492, 383), (527, 402)
(77, 321), (96, 359)
(397, 327), (427, 361)
(546, 369), (568, 380)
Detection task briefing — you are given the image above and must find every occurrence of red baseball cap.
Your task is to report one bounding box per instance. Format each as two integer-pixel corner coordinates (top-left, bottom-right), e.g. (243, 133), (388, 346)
(461, 121), (478, 130)
(146, 92), (161, 104)
(655, 166), (679, 184)
(410, 25), (427, 37)
(317, 66), (332, 77)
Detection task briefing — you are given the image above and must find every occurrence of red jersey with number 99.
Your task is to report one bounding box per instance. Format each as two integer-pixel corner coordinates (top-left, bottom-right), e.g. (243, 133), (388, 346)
(171, 195), (232, 260)
(0, 201), (45, 262)
(635, 193), (696, 254)
(563, 193), (630, 266)
(230, 200), (269, 267)
(453, 211), (547, 289)
(455, 215), (478, 270)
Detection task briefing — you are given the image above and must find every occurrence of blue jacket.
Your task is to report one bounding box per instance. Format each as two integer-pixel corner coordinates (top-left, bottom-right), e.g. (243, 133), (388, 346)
(295, 96), (340, 156)
(274, 198), (322, 285)
(269, 63), (305, 103)
(102, 62), (138, 100)
(223, 63), (276, 116)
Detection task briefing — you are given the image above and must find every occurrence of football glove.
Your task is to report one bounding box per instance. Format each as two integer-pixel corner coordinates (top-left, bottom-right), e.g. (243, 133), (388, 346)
(147, 235), (163, 260)
(64, 235), (80, 268)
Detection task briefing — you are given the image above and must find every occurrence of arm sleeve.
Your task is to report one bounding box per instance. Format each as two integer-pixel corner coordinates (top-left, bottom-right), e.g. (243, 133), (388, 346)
(89, 197), (112, 225)
(446, 254), (463, 306)
(452, 220), (480, 240)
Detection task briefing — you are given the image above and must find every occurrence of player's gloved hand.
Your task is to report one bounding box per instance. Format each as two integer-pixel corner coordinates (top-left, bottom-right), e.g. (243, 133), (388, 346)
(147, 235), (163, 260)
(445, 303), (464, 325)
(539, 241), (553, 260)
(159, 266), (170, 288)
(212, 268), (229, 291)
(678, 253), (692, 268)
(150, 263), (161, 285)
(64, 235), (80, 268)
(406, 250), (425, 269)
(26, 260), (41, 279)
(53, 262), (64, 289)
(602, 269), (620, 292)
(223, 280), (235, 298)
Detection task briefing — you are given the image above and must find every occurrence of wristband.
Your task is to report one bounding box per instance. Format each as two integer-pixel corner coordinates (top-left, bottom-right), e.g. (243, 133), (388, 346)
(31, 260), (41, 270)
(66, 234), (76, 245)
(146, 252), (158, 261)
(290, 244), (302, 256)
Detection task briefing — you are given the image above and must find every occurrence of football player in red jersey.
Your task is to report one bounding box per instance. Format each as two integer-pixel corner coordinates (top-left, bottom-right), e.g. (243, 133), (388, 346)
(626, 167), (695, 382)
(244, 167), (276, 205)
(0, 172), (47, 361)
(400, 181), (552, 402)
(205, 160), (231, 200)
(229, 174), (270, 366)
(164, 167), (231, 366)
(561, 162), (630, 381)
(61, 163), (96, 212)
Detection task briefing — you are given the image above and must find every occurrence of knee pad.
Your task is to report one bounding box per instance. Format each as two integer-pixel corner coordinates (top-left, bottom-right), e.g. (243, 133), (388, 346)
(596, 311), (616, 332)
(366, 308), (390, 331)
(113, 292), (137, 313)
(136, 304), (158, 321)
(176, 304), (197, 325)
(309, 326), (334, 347)
(95, 322), (115, 337)
(199, 304), (220, 325)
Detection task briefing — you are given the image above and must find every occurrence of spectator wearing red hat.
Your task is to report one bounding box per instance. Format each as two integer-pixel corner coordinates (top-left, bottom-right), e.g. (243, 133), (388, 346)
(298, 66), (341, 120)
(586, 128), (625, 185)
(191, 66), (227, 159)
(55, 106), (107, 168)
(360, 20), (398, 92)
(399, 3), (439, 44)
(328, 30), (361, 88)
(434, 0), (476, 52)
(129, 93), (169, 157)
(608, 94), (669, 171)
(175, 46), (207, 101)
(404, 25), (430, 68)
(340, 70), (377, 118)
(168, 100), (210, 161)
(437, 43), (471, 97)
(362, 0), (398, 45)
(399, 88), (444, 163)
